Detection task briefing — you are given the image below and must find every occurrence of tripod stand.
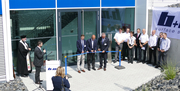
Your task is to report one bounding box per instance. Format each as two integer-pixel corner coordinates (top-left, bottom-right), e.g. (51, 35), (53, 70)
(32, 83), (45, 91)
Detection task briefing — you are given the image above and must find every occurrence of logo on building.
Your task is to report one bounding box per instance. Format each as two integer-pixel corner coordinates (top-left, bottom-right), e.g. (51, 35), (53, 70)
(157, 12), (180, 28)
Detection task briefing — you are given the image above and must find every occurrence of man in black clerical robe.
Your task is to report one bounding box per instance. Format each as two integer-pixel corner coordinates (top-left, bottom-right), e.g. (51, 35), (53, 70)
(17, 35), (31, 77)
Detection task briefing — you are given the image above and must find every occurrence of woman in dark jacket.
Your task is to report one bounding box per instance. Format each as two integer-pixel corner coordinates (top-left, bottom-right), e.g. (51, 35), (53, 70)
(52, 66), (70, 91)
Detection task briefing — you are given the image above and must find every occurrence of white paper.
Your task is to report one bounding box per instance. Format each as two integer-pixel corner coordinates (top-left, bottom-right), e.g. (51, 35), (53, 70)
(104, 43), (107, 45)
(152, 48), (154, 50)
(84, 45), (86, 47)
(141, 47), (145, 50)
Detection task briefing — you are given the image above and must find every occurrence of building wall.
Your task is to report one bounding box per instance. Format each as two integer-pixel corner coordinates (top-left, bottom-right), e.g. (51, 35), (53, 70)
(135, 0), (147, 32)
(0, 15), (6, 81)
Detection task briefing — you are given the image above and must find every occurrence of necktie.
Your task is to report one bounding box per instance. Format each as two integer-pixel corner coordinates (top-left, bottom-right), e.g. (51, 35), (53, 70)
(102, 39), (104, 44)
(82, 40), (84, 51)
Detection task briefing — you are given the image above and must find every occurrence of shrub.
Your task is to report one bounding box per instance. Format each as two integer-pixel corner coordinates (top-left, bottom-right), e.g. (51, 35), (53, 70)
(162, 60), (177, 80)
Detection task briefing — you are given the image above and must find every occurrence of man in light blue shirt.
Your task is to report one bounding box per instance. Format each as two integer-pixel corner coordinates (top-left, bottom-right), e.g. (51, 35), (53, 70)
(159, 33), (171, 68)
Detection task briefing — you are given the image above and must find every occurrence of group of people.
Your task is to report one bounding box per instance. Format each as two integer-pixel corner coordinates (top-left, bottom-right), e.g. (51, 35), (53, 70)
(76, 33), (110, 73)
(17, 35), (46, 84)
(76, 27), (171, 74)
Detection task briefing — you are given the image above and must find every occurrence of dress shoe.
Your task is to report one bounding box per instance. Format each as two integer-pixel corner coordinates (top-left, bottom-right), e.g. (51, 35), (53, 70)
(92, 68), (96, 71)
(35, 82), (42, 84)
(97, 68), (102, 70)
(81, 70), (85, 72)
(131, 62), (133, 64)
(113, 60), (117, 63)
(155, 65), (160, 68)
(137, 61), (140, 63)
(152, 64), (156, 66)
(134, 58), (137, 60)
(88, 69), (91, 71)
(40, 80), (43, 82)
(78, 70), (81, 73)
(104, 68), (106, 71)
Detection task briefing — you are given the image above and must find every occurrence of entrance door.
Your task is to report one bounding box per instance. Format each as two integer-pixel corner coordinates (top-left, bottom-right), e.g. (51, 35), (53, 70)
(58, 9), (100, 66)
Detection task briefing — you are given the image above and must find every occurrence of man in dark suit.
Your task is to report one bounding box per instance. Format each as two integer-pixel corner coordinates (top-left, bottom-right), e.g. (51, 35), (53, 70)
(86, 35), (97, 71)
(33, 41), (46, 84)
(76, 35), (86, 73)
(97, 33), (109, 71)
(134, 28), (141, 62)
(155, 32), (163, 68)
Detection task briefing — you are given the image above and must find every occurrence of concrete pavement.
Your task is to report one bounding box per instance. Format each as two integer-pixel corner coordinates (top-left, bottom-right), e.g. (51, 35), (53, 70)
(20, 61), (161, 91)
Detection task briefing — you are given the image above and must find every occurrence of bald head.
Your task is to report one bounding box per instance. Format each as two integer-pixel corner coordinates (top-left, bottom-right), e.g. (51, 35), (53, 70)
(152, 30), (156, 35)
(142, 29), (146, 34)
(91, 35), (96, 40)
(101, 33), (106, 38)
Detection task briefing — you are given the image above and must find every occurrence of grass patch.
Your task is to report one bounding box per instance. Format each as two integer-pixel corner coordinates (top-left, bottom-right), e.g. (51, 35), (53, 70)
(142, 85), (148, 91)
(162, 61), (177, 80)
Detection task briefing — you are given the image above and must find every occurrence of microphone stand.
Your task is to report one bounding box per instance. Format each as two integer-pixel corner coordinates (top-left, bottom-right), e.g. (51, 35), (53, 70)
(32, 83), (44, 91)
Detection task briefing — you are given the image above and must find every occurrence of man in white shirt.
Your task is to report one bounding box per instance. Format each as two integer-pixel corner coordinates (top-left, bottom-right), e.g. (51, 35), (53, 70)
(147, 30), (158, 66)
(159, 33), (171, 68)
(139, 29), (149, 63)
(127, 31), (136, 64)
(122, 28), (130, 60)
(113, 28), (124, 63)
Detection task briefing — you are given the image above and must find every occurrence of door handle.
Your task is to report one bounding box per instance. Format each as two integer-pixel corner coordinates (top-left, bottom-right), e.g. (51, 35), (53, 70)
(59, 37), (61, 41)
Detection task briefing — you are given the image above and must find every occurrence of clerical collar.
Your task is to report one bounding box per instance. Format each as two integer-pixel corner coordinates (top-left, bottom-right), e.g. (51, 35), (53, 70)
(37, 46), (41, 50)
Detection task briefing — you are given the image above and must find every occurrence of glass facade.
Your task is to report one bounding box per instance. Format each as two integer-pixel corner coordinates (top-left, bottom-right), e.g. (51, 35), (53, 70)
(58, 9), (99, 66)
(10, 10), (57, 70)
(10, 8), (134, 68)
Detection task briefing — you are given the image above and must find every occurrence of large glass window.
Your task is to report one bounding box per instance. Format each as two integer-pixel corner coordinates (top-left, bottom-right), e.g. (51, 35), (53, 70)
(102, 8), (135, 58)
(102, 8), (135, 33)
(10, 10), (56, 71)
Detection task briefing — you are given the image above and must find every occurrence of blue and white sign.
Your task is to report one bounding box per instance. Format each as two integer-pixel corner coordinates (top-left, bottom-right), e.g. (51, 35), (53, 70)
(152, 7), (180, 39)
(46, 60), (60, 90)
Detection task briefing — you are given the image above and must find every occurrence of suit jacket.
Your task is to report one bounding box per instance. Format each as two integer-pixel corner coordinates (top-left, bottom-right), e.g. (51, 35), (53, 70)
(52, 76), (70, 91)
(157, 37), (161, 49)
(33, 47), (45, 67)
(86, 38), (98, 52)
(98, 37), (109, 52)
(76, 39), (86, 54)
(134, 33), (141, 47)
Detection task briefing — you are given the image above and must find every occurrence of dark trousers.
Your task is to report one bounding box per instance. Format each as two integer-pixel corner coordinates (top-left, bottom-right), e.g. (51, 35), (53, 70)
(157, 51), (161, 66)
(99, 53), (107, 68)
(139, 43), (147, 62)
(87, 53), (95, 69)
(35, 66), (41, 83)
(135, 45), (140, 60)
(128, 46), (134, 63)
(148, 47), (157, 64)
(123, 42), (128, 59)
(159, 51), (168, 67)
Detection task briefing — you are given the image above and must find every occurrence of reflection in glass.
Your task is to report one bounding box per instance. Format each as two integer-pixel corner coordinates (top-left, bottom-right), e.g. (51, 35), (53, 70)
(102, 8), (135, 59)
(10, 10), (56, 71)
(61, 12), (78, 65)
(82, 11), (97, 40)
